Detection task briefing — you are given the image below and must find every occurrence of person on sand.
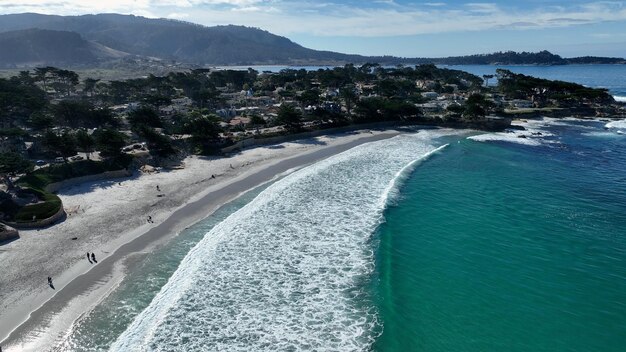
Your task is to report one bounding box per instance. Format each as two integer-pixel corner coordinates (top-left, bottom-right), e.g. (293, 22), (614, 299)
(91, 253), (97, 263)
(147, 216), (153, 223)
(87, 252), (92, 263)
(156, 185), (160, 192)
(211, 174), (215, 179)
(47, 276), (54, 289)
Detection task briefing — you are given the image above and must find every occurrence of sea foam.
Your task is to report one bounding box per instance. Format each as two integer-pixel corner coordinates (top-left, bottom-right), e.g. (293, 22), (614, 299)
(605, 119), (626, 130)
(110, 132), (448, 351)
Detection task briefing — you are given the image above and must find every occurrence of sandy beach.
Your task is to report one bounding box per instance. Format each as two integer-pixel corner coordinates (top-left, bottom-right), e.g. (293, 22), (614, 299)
(0, 128), (399, 351)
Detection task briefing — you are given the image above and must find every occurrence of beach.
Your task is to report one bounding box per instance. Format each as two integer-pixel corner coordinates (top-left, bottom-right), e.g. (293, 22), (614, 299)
(0, 128), (399, 351)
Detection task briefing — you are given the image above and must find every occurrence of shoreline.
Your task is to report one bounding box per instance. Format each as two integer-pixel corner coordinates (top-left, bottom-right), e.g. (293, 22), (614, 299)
(0, 129), (400, 351)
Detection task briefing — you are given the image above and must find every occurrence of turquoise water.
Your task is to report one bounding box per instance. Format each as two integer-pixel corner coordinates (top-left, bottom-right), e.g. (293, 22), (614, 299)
(52, 120), (626, 351)
(375, 121), (626, 351)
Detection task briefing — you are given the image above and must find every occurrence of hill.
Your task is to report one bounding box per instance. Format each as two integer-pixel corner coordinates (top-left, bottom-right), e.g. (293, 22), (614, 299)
(0, 13), (623, 67)
(0, 28), (128, 68)
(0, 13), (369, 66)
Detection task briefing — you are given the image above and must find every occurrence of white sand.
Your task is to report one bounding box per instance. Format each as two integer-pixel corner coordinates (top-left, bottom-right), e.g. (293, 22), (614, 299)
(0, 129), (398, 347)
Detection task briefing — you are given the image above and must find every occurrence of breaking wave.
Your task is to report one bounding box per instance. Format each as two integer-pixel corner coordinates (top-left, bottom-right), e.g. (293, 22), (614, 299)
(110, 131), (449, 351)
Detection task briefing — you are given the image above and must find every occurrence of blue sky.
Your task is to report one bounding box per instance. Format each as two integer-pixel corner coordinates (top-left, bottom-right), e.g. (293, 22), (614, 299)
(1, 0), (625, 57)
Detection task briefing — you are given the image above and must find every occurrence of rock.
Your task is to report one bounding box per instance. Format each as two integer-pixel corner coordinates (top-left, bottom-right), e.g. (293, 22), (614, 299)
(0, 223), (19, 242)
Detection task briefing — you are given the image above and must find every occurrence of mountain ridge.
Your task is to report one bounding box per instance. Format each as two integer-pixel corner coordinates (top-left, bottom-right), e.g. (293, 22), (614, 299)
(0, 13), (623, 67)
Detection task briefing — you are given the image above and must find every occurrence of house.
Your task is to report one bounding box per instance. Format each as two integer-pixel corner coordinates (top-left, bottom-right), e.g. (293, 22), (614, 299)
(422, 91), (439, 100)
(510, 99), (534, 109)
(416, 102), (444, 113)
(216, 108), (237, 119)
(229, 117), (251, 126)
(321, 89), (339, 98)
(416, 80), (438, 90)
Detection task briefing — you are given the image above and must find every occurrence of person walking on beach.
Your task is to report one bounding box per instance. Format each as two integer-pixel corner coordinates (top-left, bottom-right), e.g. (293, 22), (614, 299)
(87, 252), (92, 263)
(91, 253), (97, 263)
(147, 216), (153, 223)
(47, 276), (54, 289)
(156, 185), (160, 192)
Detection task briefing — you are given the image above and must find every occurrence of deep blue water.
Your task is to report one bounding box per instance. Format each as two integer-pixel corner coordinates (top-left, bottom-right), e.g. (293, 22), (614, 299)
(446, 64), (626, 99)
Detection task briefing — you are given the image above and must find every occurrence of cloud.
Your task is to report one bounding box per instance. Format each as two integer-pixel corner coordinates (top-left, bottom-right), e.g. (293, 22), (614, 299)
(465, 3), (499, 14)
(167, 12), (190, 18)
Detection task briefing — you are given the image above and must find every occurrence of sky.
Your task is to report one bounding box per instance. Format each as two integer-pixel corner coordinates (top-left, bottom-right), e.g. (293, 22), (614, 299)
(1, 0), (626, 58)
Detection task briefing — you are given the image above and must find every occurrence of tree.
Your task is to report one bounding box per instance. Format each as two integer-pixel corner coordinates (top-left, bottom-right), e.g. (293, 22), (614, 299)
(33, 66), (56, 93)
(83, 78), (100, 97)
(135, 126), (175, 158)
(93, 129), (127, 157)
(446, 103), (465, 120)
(0, 152), (33, 189)
(463, 93), (493, 120)
(143, 94), (172, 108)
(354, 98), (385, 122)
(339, 85), (357, 116)
(296, 88), (320, 110)
(50, 69), (79, 97)
(482, 74), (495, 87)
(52, 101), (91, 128)
(41, 130), (77, 157)
(0, 152), (33, 176)
(28, 111), (55, 130)
(275, 105), (302, 131)
(75, 129), (95, 159)
(249, 114), (266, 126)
(183, 112), (222, 154)
(0, 77), (47, 128)
(127, 106), (163, 129)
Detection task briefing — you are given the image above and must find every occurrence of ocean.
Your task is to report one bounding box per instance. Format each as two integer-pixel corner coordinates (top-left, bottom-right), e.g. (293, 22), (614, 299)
(49, 66), (626, 351)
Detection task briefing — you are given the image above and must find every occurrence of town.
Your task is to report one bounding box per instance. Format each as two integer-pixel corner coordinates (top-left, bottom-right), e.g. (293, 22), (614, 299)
(1, 63), (624, 233)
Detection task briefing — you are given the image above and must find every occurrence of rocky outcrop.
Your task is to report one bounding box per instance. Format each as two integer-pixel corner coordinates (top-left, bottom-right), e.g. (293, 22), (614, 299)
(0, 223), (19, 242)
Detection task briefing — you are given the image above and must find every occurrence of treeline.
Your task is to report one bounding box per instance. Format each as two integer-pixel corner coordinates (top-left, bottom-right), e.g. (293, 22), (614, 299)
(406, 50), (626, 66)
(496, 69), (614, 104)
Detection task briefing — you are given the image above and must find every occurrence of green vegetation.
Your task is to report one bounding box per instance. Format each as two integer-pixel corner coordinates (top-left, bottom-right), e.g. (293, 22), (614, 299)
(0, 61), (622, 228)
(496, 69), (614, 105)
(5, 156), (132, 224)
(12, 188), (62, 223)
(18, 156), (132, 190)
(0, 152), (33, 177)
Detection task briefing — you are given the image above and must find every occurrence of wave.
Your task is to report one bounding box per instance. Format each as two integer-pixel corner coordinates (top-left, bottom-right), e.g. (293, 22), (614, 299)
(605, 119), (626, 130)
(613, 95), (626, 103)
(381, 143), (449, 208)
(467, 118), (561, 146)
(110, 131), (450, 352)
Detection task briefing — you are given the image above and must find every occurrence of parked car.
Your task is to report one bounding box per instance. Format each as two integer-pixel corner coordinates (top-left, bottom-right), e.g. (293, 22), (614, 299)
(70, 155), (84, 161)
(35, 160), (46, 166)
(54, 157), (65, 163)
